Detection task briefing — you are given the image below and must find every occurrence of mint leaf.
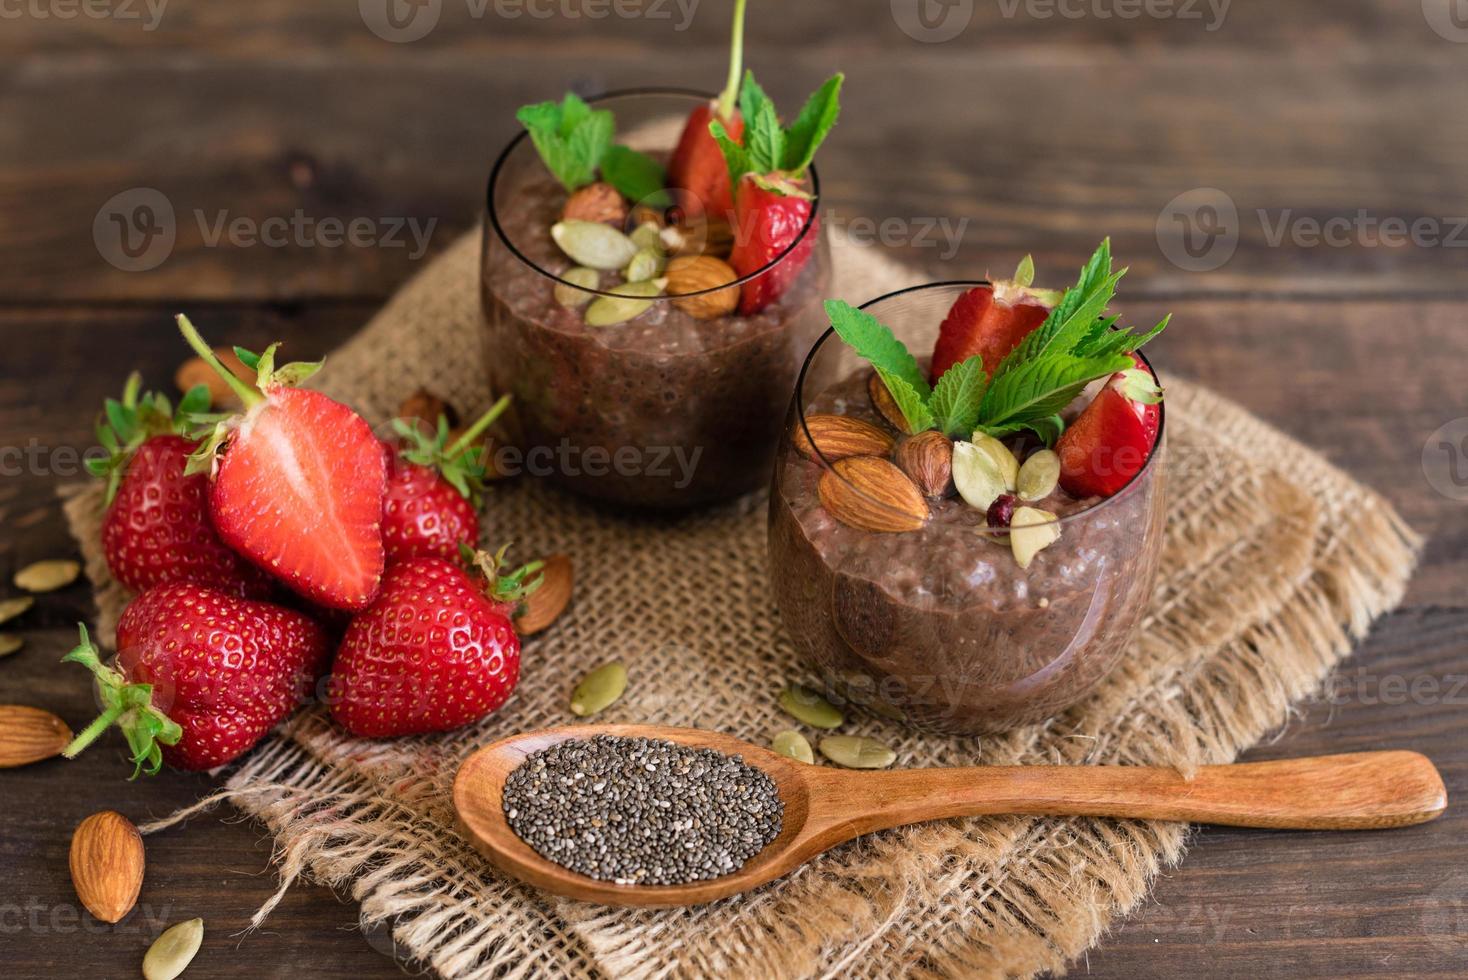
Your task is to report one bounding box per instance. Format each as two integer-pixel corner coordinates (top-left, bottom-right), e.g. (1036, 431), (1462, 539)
(879, 372), (935, 433)
(996, 240), (1122, 377)
(600, 145), (669, 207)
(781, 74), (843, 177)
(516, 93), (613, 192)
(738, 71), (784, 176)
(825, 299), (930, 398)
(928, 355), (987, 437)
(978, 353), (1133, 434)
(710, 119), (753, 188)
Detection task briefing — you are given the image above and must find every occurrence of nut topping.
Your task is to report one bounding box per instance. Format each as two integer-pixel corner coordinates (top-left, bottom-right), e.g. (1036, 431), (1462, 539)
(895, 430), (954, 498)
(666, 255), (741, 320)
(794, 415), (896, 463)
(867, 371), (914, 435)
(561, 181), (628, 226)
(817, 456), (929, 533)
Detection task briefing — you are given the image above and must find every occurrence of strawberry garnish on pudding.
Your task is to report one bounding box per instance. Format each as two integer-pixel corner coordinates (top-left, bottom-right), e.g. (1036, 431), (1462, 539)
(176, 315), (388, 611)
(929, 256), (1060, 383)
(713, 71), (843, 314)
(667, 0), (747, 218)
(1056, 356), (1163, 499)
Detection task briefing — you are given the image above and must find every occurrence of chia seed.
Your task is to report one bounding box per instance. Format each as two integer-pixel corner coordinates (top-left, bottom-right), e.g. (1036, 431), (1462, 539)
(501, 735), (784, 886)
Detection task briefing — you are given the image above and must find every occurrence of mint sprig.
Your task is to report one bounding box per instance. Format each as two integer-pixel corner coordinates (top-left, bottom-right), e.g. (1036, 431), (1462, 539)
(599, 145), (669, 207)
(711, 71), (843, 191)
(516, 93), (614, 193)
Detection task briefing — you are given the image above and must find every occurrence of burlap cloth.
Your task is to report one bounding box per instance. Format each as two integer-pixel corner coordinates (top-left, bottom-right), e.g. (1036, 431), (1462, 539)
(63, 231), (1421, 979)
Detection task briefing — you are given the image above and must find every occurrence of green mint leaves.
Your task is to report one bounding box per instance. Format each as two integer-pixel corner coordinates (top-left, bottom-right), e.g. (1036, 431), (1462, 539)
(711, 71), (844, 189)
(599, 145), (669, 207)
(516, 93), (614, 193)
(824, 241), (1170, 444)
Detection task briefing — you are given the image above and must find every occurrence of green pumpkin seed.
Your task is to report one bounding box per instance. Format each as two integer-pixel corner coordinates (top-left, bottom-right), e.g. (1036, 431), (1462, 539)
(583, 279), (665, 327)
(13, 559), (80, 593)
(623, 247), (666, 283)
(772, 730), (814, 764)
(1017, 449), (1061, 502)
(818, 735), (897, 769)
(778, 684), (844, 729)
(551, 220), (639, 270)
(970, 434), (1019, 490)
(952, 440), (1008, 513)
(0, 634), (21, 658)
(570, 661), (627, 717)
(554, 267), (600, 308)
(629, 221), (664, 252)
(0, 596), (33, 625)
(143, 917), (204, 980)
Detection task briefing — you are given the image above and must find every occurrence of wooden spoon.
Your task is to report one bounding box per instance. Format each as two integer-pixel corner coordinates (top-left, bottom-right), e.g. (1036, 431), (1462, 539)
(453, 724), (1447, 908)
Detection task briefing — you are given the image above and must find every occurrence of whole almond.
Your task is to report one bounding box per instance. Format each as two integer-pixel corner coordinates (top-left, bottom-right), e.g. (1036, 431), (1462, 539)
(397, 387), (457, 437)
(896, 431), (955, 498)
(0, 705), (73, 767)
(818, 456), (929, 533)
(70, 810), (145, 924)
(794, 414), (896, 463)
(515, 554), (573, 636)
(868, 372), (914, 435)
(561, 181), (627, 226)
(175, 347), (253, 409)
(666, 255), (741, 320)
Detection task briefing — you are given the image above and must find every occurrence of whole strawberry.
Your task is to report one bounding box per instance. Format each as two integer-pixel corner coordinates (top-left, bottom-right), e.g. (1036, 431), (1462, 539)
(91, 376), (275, 599)
(667, 0), (747, 218)
(177, 315), (388, 610)
(382, 396), (510, 564)
(60, 585), (330, 773)
(327, 547), (542, 738)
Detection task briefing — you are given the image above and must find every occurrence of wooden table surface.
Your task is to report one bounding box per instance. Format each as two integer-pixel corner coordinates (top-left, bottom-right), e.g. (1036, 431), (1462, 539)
(3, 2), (1466, 977)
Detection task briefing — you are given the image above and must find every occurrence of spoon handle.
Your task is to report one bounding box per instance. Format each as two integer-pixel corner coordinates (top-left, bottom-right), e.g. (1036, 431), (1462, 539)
(811, 751), (1445, 835)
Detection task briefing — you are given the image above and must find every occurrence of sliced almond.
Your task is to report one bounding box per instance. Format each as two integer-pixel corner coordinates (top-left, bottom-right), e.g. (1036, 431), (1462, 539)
(515, 554), (573, 636)
(1011, 506), (1062, 569)
(0, 705), (73, 767)
(969, 434), (1020, 491)
(70, 810), (145, 924)
(896, 431), (954, 498)
(551, 220), (639, 270)
(952, 440), (1007, 512)
(868, 371), (914, 435)
(1017, 448), (1061, 501)
(818, 456), (929, 533)
(14, 559), (81, 593)
(794, 414), (895, 463)
(0, 596), (32, 625)
(143, 918), (204, 980)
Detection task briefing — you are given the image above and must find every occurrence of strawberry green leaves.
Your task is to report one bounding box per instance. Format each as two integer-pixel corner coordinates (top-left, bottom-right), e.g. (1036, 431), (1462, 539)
(711, 71), (844, 188)
(87, 372), (211, 505)
(516, 93), (614, 193)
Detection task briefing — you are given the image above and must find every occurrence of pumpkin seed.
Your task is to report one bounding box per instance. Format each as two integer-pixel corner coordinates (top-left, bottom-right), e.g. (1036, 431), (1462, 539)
(969, 434), (1019, 490)
(772, 730), (814, 764)
(1016, 449), (1061, 501)
(1011, 506), (1062, 569)
(0, 596), (33, 625)
(570, 661), (627, 717)
(0, 634), (21, 658)
(623, 247), (666, 283)
(553, 267), (600, 308)
(142, 917), (203, 980)
(818, 735), (897, 769)
(13, 559), (80, 593)
(629, 221), (664, 253)
(952, 441), (1008, 513)
(551, 220), (639, 270)
(778, 684), (843, 729)
(583, 279), (665, 327)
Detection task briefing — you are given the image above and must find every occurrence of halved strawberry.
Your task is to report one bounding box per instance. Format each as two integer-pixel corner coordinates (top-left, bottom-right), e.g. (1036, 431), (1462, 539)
(667, 0), (747, 218)
(177, 315), (387, 610)
(1056, 359), (1163, 498)
(929, 257), (1058, 383)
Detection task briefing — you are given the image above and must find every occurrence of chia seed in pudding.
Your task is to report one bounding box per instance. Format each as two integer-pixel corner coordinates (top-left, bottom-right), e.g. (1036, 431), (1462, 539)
(502, 735), (784, 886)
(482, 176), (829, 509)
(769, 368), (1167, 735)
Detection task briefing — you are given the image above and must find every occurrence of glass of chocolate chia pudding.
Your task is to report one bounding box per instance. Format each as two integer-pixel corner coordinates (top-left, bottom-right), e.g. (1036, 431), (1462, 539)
(481, 89), (833, 510)
(768, 282), (1168, 735)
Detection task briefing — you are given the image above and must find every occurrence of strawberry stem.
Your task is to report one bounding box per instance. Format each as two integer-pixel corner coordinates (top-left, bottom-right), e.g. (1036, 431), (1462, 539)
(717, 0), (748, 120)
(59, 624), (182, 778)
(175, 314), (263, 409)
(445, 394), (511, 459)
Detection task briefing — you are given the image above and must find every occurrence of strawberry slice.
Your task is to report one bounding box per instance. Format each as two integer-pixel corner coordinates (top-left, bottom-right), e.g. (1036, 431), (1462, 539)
(929, 257), (1057, 383)
(177, 315), (387, 610)
(728, 174), (819, 316)
(667, 0), (747, 218)
(1056, 359), (1163, 498)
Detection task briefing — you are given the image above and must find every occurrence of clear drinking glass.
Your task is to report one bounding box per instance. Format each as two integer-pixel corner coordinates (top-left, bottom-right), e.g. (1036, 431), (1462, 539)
(481, 89), (832, 509)
(768, 283), (1167, 735)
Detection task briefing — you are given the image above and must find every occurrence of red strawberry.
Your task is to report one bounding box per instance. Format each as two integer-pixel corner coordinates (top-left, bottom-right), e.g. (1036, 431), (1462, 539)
(728, 174), (819, 316)
(382, 396), (510, 564)
(177, 316), (387, 611)
(327, 548), (542, 737)
(1056, 359), (1163, 499)
(90, 375), (273, 599)
(667, 0), (747, 218)
(60, 586), (330, 773)
(929, 257), (1059, 383)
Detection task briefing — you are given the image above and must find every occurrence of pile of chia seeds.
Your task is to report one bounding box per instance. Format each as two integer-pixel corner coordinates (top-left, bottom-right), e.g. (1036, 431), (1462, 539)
(502, 735), (784, 886)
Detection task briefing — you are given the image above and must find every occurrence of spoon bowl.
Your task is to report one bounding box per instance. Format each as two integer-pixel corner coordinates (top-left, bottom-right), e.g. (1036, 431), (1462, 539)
(453, 724), (1447, 908)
